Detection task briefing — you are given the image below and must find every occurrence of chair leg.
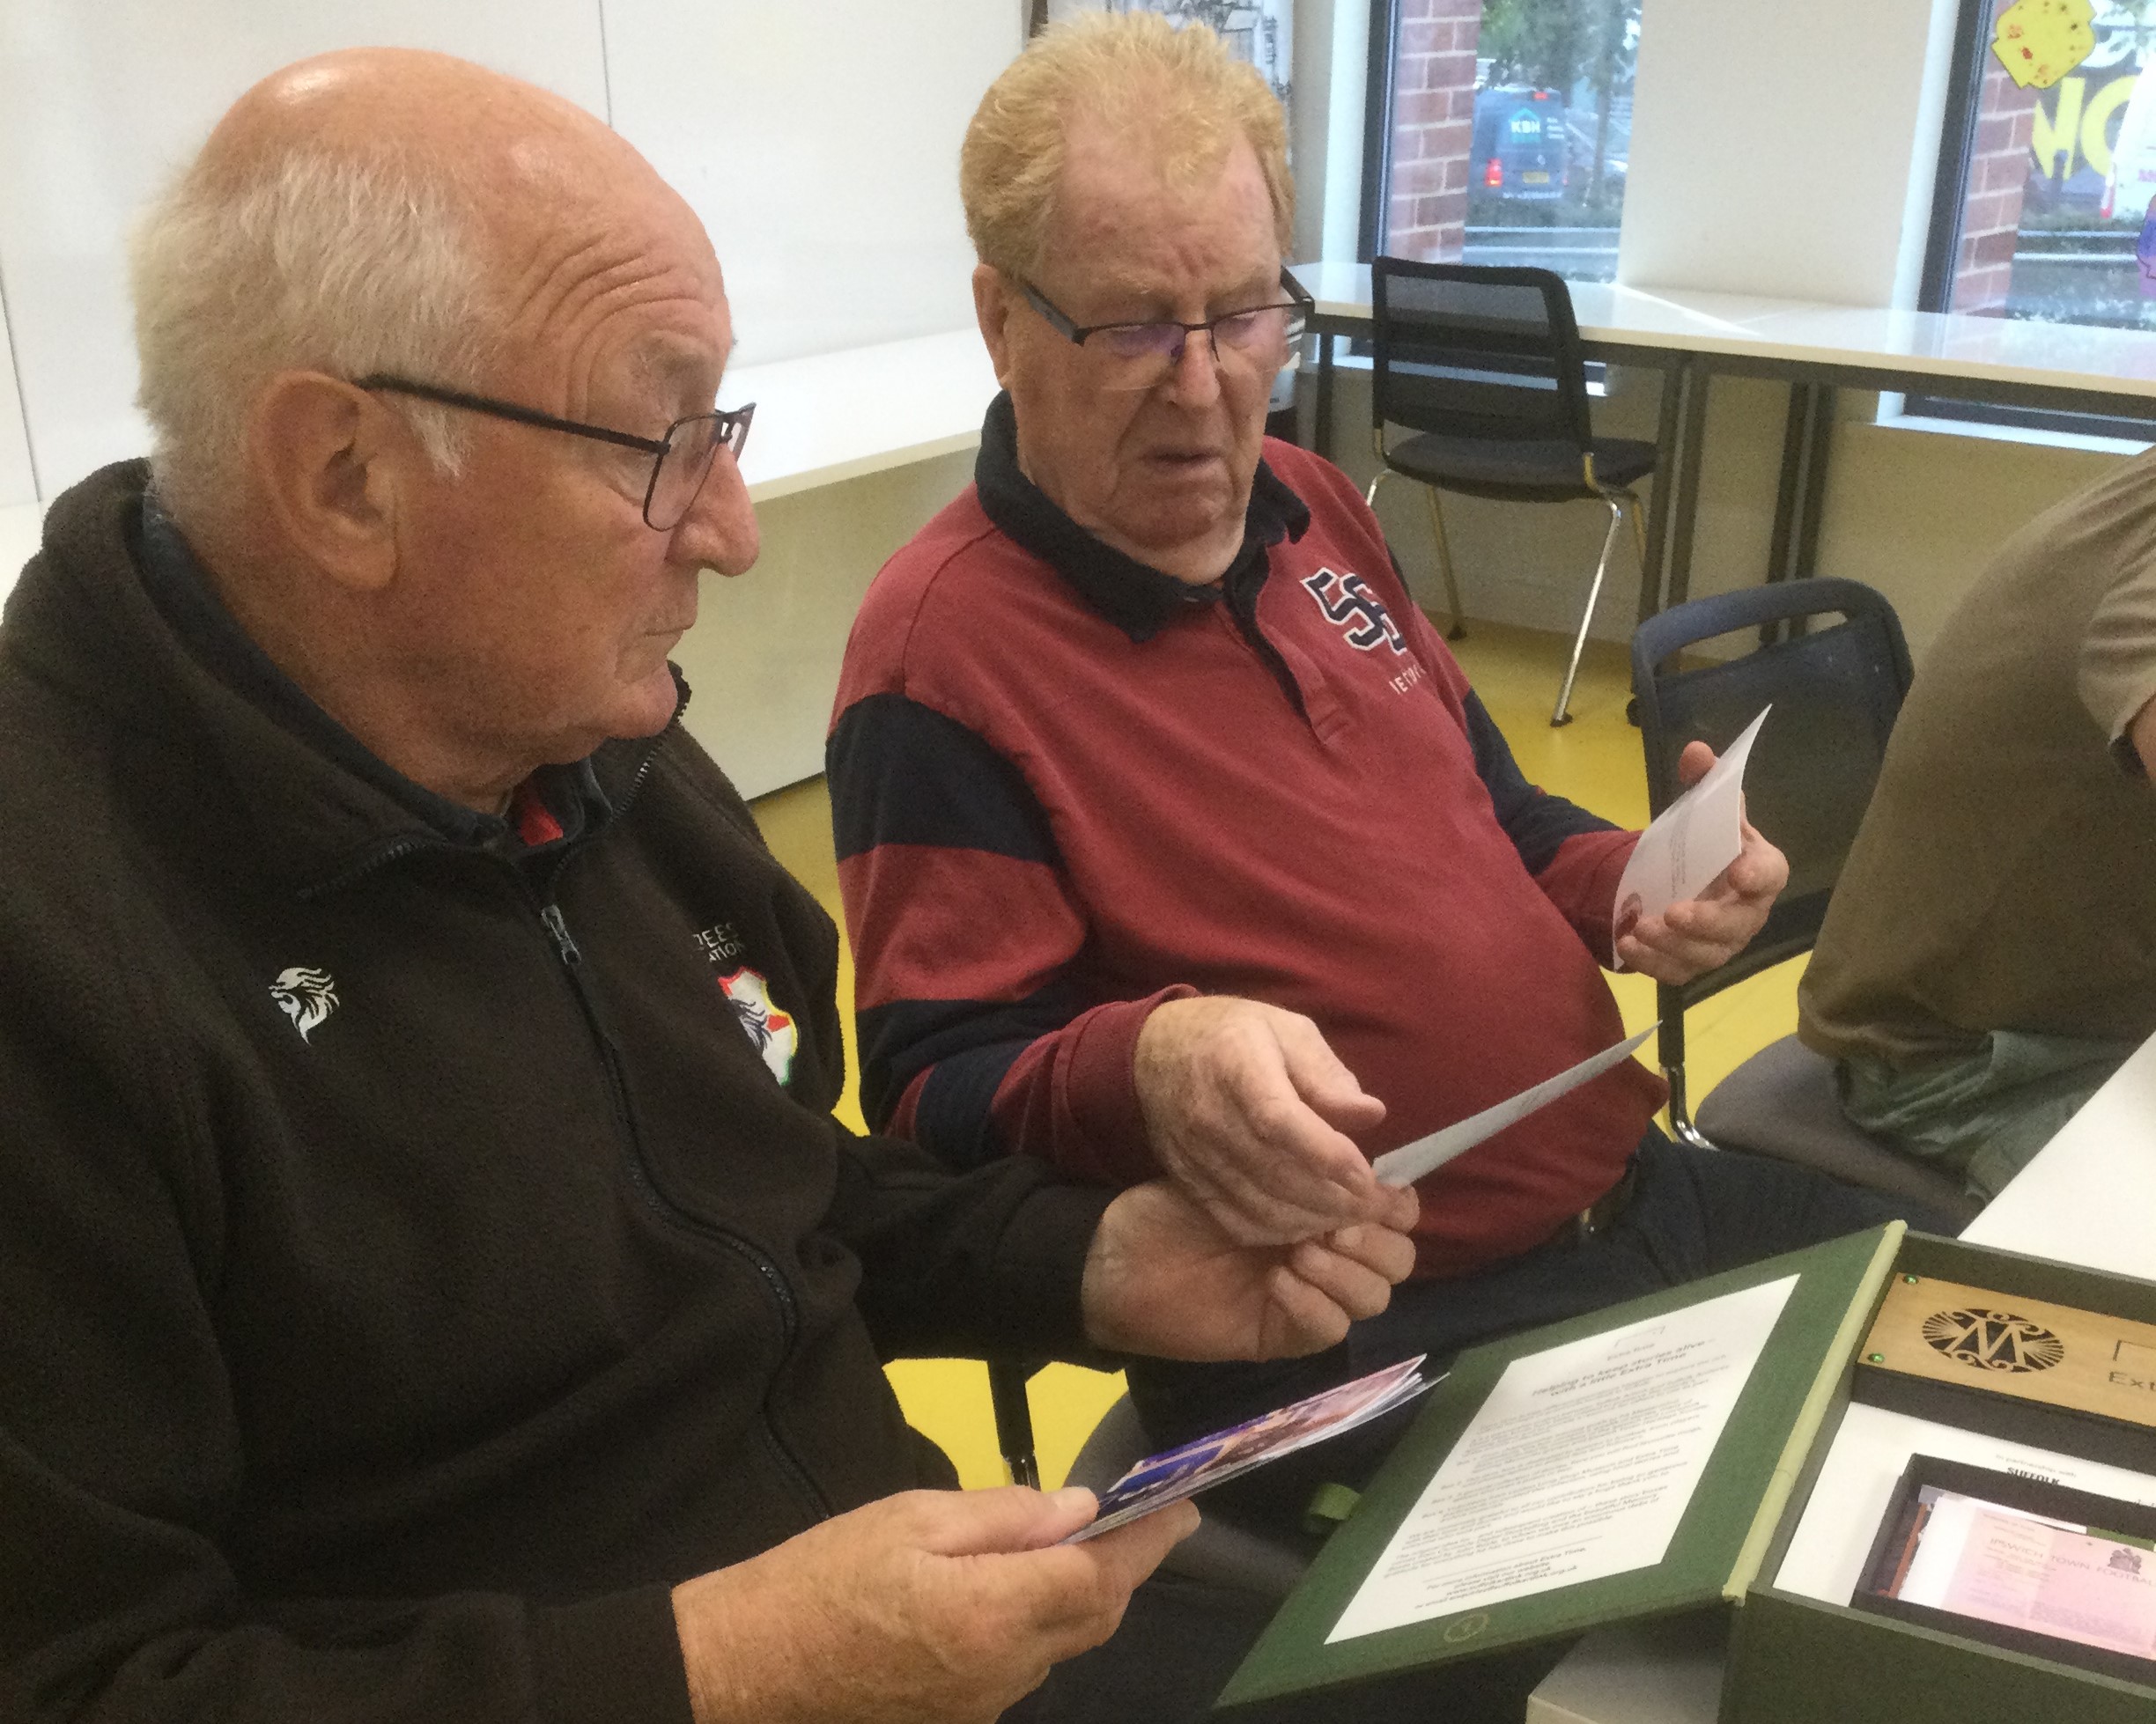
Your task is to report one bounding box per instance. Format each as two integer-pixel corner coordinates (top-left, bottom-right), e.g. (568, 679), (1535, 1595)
(986, 1358), (1041, 1489)
(1421, 485), (1467, 641)
(1552, 496), (1625, 727)
(1664, 1060), (1719, 1154)
(1367, 469), (1466, 641)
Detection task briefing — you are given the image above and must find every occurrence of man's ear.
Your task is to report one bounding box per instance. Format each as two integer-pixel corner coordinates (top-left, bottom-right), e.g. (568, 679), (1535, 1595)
(973, 264), (1018, 389)
(245, 372), (404, 593)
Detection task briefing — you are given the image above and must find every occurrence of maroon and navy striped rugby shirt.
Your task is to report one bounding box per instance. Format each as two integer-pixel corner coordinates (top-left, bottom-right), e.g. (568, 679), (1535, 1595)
(828, 398), (1665, 1277)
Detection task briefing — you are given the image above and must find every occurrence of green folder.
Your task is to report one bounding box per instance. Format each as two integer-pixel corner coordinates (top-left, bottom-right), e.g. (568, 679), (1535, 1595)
(1217, 1223), (1905, 1710)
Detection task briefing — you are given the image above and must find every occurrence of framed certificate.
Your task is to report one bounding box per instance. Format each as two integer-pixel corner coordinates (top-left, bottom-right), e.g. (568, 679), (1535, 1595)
(1853, 1455), (2156, 1683)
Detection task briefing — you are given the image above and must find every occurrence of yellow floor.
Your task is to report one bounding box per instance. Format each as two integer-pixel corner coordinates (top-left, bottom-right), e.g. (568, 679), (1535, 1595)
(747, 617), (1804, 1490)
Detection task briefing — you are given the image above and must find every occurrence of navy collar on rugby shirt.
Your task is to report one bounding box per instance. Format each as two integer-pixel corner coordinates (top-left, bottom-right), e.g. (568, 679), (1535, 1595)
(972, 391), (1312, 644)
(135, 493), (610, 856)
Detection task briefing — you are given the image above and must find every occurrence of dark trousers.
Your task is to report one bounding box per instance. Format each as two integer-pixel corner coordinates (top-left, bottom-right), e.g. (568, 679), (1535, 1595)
(1128, 1127), (1958, 1535)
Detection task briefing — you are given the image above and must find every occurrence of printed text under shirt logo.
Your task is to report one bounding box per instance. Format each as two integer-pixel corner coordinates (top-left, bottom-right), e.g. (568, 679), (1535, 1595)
(1301, 567), (1407, 655)
(269, 966), (339, 1043)
(695, 921), (799, 1085)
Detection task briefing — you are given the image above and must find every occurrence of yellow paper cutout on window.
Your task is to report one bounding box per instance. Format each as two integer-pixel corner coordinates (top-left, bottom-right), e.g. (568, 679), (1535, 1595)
(1992, 0), (2096, 91)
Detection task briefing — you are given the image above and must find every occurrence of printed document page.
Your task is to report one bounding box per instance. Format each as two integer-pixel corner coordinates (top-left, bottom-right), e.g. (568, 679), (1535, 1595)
(1326, 1275), (1798, 1642)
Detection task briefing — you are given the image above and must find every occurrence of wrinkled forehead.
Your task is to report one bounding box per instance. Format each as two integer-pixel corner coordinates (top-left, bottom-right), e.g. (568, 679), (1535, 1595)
(1040, 119), (1279, 288)
(480, 141), (733, 390)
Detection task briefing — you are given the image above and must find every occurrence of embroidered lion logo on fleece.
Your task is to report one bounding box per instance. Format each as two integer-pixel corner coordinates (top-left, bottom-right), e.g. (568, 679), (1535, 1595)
(269, 967), (339, 1043)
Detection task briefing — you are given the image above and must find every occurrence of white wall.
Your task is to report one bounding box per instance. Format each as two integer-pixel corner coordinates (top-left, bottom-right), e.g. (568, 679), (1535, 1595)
(0, 291), (39, 592)
(1619, 0), (1961, 306)
(0, 1), (1006, 502)
(0, 2), (1017, 794)
(1, 0), (2137, 777)
(0, 291), (33, 511)
(1290, 0), (1371, 266)
(0, 1), (609, 503)
(605, 0), (1015, 366)
(679, 449), (975, 798)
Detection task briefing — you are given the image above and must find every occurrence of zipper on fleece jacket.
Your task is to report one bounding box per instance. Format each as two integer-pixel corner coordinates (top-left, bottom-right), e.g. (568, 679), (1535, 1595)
(292, 733), (835, 1518)
(528, 873), (832, 1523)
(538, 902), (582, 966)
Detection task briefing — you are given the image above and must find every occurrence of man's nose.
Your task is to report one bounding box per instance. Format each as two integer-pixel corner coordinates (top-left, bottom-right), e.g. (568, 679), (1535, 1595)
(1161, 327), (1223, 407)
(672, 448), (760, 577)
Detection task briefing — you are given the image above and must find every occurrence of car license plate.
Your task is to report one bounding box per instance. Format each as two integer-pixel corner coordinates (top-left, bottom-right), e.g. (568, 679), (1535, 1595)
(1521, 171), (1550, 184)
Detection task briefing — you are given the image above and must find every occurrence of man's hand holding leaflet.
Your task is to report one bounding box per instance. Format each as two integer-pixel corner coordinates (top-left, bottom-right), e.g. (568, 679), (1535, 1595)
(1613, 708), (1787, 983)
(1372, 1025), (1658, 1188)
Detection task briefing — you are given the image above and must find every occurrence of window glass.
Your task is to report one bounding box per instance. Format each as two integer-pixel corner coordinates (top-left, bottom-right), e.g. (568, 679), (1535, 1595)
(1043, 2), (1293, 106)
(1370, 0), (1640, 279)
(1939, 0), (2156, 326)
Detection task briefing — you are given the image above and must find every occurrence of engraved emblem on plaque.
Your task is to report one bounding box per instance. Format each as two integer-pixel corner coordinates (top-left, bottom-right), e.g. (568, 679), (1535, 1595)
(1920, 1307), (2066, 1374)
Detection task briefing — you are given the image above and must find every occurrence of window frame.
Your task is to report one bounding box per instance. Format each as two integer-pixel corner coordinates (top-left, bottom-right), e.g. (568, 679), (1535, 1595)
(1910, 0), (2156, 441)
(1356, 0), (1637, 281)
(1358, 0), (1399, 263)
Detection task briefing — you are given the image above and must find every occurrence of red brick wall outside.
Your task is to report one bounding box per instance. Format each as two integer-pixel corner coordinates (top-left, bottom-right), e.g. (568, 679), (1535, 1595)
(1951, 0), (2039, 313)
(1383, 0), (1482, 262)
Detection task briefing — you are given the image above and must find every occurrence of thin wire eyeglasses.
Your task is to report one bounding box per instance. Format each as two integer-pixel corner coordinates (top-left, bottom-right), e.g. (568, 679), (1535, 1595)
(1018, 269), (1311, 391)
(354, 375), (755, 532)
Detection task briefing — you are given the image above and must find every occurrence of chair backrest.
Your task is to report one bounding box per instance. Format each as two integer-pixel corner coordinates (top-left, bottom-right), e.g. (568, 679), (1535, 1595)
(1631, 578), (1913, 1029)
(1368, 257), (1593, 453)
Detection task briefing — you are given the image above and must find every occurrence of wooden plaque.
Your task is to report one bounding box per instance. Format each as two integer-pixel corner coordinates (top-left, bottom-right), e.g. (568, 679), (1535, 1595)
(1861, 1275), (2156, 1432)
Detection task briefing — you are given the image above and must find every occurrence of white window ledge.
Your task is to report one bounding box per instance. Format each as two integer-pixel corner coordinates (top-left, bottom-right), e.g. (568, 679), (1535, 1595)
(1872, 397), (2153, 458)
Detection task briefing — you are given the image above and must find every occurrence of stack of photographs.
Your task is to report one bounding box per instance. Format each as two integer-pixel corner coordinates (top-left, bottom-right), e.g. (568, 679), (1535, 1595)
(1067, 1355), (1436, 1543)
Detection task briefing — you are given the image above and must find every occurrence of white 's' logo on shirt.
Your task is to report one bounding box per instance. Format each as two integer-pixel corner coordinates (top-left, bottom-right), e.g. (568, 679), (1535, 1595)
(1302, 567), (1407, 654)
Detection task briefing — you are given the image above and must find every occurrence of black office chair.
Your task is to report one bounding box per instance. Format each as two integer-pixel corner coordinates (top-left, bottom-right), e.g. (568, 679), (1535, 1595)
(1366, 257), (1658, 726)
(1629, 578), (1979, 1227)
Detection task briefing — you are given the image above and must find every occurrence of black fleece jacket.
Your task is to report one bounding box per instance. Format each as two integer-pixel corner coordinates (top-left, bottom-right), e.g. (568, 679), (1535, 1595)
(0, 462), (1111, 1724)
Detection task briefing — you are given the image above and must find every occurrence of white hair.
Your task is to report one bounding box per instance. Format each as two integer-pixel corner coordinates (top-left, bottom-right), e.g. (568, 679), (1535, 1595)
(130, 145), (498, 530)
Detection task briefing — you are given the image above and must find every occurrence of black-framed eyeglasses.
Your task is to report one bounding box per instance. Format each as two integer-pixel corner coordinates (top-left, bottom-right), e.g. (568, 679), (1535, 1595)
(1018, 269), (1312, 392)
(353, 375), (755, 532)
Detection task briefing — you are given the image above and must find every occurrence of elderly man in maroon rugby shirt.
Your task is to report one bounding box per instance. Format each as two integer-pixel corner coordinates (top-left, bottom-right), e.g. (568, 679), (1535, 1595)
(831, 13), (1940, 1511)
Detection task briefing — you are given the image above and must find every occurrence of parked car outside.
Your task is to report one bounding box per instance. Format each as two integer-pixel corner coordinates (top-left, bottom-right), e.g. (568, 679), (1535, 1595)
(1470, 85), (1568, 203)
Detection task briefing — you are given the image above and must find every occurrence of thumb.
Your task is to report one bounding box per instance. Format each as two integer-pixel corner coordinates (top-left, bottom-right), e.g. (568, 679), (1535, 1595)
(1677, 739), (1716, 788)
(915, 1485), (1100, 1557)
(1274, 1014), (1387, 1133)
(1072, 1499), (1200, 1592)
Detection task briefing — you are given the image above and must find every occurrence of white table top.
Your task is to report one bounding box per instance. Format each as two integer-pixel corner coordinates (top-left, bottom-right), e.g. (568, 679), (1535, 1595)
(1961, 1027), (2156, 1280)
(1290, 261), (2156, 406)
(730, 326), (997, 504)
(0, 327), (1004, 609)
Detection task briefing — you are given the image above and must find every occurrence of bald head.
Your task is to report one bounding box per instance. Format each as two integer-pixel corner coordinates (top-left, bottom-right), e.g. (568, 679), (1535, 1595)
(127, 48), (751, 813)
(199, 48), (675, 269)
(132, 48), (713, 537)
